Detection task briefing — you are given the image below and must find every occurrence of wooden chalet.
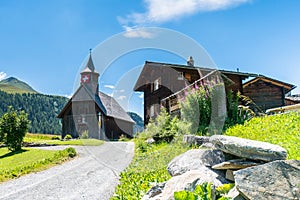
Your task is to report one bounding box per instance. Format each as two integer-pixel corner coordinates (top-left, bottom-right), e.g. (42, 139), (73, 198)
(58, 54), (134, 140)
(285, 95), (300, 106)
(243, 76), (296, 111)
(134, 58), (257, 126)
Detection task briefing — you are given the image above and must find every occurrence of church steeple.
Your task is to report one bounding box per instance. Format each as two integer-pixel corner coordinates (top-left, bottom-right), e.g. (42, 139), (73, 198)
(80, 49), (99, 94)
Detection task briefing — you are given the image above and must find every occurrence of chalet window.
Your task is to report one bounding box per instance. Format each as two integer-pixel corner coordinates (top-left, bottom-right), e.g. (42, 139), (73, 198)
(185, 73), (191, 82)
(154, 78), (161, 91)
(150, 105), (155, 117)
(178, 72), (184, 80)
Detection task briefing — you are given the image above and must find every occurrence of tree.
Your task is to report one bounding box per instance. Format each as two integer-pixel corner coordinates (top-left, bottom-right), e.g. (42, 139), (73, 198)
(0, 106), (29, 151)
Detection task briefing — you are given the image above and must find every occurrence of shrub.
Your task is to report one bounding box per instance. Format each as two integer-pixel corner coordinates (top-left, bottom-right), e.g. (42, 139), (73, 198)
(119, 134), (130, 142)
(65, 147), (77, 158)
(147, 108), (179, 143)
(51, 136), (61, 140)
(64, 134), (72, 140)
(80, 130), (89, 139)
(174, 182), (234, 200)
(0, 106), (29, 151)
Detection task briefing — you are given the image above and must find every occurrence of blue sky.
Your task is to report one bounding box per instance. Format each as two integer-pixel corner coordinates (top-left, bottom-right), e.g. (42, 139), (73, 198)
(1, 0), (300, 117)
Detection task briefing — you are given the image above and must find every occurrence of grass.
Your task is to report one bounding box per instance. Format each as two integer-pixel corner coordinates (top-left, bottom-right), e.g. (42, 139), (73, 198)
(111, 137), (190, 200)
(24, 133), (105, 146)
(0, 85), (36, 94)
(0, 147), (76, 183)
(225, 112), (300, 160)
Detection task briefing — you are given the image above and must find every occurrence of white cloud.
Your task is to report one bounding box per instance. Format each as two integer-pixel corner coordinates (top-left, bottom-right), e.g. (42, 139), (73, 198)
(138, 93), (144, 99)
(120, 0), (250, 25)
(116, 89), (125, 93)
(123, 26), (155, 39)
(117, 95), (127, 100)
(64, 93), (72, 99)
(104, 85), (115, 89)
(0, 72), (7, 81)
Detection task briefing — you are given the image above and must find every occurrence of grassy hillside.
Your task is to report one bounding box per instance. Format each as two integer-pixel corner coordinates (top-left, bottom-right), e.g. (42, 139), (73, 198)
(0, 77), (37, 93)
(225, 112), (300, 159)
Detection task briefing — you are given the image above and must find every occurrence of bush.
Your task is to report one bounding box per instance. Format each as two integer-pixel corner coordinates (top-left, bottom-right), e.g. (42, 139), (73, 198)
(146, 108), (179, 143)
(80, 130), (89, 139)
(119, 134), (130, 142)
(174, 182), (234, 200)
(64, 134), (72, 140)
(0, 106), (29, 151)
(64, 147), (77, 158)
(51, 136), (61, 140)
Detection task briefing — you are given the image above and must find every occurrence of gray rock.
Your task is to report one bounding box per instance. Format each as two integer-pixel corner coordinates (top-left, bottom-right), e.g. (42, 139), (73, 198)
(226, 186), (246, 200)
(210, 135), (287, 162)
(146, 138), (155, 144)
(212, 159), (260, 170)
(153, 169), (229, 200)
(142, 182), (166, 200)
(234, 160), (300, 200)
(225, 169), (235, 182)
(183, 135), (210, 146)
(200, 142), (215, 149)
(167, 149), (225, 176)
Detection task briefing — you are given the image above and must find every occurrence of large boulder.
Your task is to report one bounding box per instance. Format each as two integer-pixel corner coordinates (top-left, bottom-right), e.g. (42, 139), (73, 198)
(210, 135), (287, 162)
(234, 160), (300, 200)
(212, 159), (260, 170)
(167, 149), (225, 176)
(151, 169), (228, 200)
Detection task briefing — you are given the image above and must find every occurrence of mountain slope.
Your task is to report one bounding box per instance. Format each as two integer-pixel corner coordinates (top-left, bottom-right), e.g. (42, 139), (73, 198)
(127, 112), (144, 134)
(0, 77), (37, 93)
(0, 90), (68, 134)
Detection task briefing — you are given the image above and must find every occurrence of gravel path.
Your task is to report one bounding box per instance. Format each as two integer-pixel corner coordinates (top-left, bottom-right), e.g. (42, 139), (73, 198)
(0, 142), (134, 200)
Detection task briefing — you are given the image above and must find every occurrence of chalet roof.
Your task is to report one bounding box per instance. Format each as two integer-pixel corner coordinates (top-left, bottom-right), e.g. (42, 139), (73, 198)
(243, 76), (296, 93)
(57, 85), (134, 123)
(285, 95), (300, 103)
(145, 61), (258, 77)
(134, 61), (257, 91)
(81, 54), (98, 74)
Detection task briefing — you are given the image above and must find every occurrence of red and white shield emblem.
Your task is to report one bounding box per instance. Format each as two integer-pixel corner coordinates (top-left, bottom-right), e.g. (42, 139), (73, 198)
(81, 75), (90, 83)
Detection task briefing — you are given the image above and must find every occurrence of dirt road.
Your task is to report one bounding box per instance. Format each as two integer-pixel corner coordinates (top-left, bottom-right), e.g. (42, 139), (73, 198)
(0, 142), (134, 200)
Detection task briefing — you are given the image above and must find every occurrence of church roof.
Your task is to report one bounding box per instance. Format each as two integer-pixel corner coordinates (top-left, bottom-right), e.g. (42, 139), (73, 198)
(81, 54), (98, 73)
(98, 92), (134, 123)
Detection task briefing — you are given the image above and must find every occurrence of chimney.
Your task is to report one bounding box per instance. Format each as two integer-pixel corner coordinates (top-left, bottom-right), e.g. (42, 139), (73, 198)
(187, 56), (194, 67)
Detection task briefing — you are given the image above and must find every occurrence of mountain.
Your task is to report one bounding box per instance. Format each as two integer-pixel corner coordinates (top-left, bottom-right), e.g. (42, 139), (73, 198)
(0, 77), (68, 134)
(127, 112), (144, 134)
(0, 77), (37, 93)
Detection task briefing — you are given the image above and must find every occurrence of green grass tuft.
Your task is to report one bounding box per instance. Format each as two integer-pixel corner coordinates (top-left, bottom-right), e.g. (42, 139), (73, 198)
(225, 112), (300, 160)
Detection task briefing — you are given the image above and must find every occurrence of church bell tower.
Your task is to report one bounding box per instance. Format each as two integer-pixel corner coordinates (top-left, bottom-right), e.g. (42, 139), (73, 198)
(80, 49), (99, 94)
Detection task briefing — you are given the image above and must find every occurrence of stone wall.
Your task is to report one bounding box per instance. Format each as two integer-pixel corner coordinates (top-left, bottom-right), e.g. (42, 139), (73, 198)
(142, 135), (300, 200)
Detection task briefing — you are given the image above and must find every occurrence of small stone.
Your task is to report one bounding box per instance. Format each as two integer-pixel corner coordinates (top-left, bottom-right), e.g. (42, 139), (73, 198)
(225, 169), (235, 182)
(142, 182), (166, 200)
(183, 135), (210, 146)
(212, 159), (260, 170)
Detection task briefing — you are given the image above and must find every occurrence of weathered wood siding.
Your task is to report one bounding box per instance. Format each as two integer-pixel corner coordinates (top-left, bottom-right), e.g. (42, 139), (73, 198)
(104, 117), (133, 140)
(243, 79), (285, 111)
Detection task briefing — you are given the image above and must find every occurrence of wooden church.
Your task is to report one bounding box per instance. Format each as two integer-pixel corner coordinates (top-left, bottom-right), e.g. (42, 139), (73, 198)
(57, 53), (134, 140)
